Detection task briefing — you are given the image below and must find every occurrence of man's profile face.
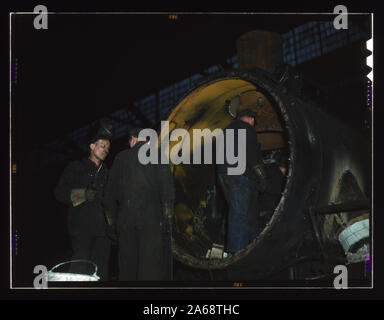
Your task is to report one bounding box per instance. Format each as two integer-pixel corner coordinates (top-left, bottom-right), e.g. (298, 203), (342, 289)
(129, 136), (138, 148)
(239, 115), (255, 127)
(90, 139), (110, 162)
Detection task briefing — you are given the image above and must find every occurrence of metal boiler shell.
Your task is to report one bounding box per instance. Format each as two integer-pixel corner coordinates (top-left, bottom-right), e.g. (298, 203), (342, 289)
(166, 69), (370, 279)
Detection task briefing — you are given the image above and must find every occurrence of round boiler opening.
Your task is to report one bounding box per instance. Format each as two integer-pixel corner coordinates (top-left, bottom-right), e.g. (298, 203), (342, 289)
(166, 75), (290, 269)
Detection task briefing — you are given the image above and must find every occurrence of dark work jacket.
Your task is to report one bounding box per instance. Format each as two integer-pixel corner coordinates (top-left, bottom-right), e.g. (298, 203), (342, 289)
(54, 158), (109, 237)
(217, 119), (263, 176)
(103, 141), (175, 228)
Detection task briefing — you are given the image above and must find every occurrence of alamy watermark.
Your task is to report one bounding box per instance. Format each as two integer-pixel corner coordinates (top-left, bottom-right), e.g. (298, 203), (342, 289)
(333, 265), (348, 289)
(136, 121), (246, 175)
(32, 263), (349, 288)
(333, 5), (348, 30)
(33, 5), (48, 30)
(31, 5), (348, 31)
(33, 265), (48, 289)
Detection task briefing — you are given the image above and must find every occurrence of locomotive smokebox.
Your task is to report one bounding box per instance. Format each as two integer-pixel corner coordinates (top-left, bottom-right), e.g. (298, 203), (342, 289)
(166, 31), (370, 280)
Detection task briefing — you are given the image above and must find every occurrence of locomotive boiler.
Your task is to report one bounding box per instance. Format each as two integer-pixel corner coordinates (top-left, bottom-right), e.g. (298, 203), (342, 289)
(164, 31), (371, 281)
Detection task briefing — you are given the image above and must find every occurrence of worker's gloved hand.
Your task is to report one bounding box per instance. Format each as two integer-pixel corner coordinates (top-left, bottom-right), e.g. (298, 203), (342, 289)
(70, 188), (98, 207)
(85, 188), (98, 201)
(70, 188), (86, 207)
(162, 201), (174, 234)
(251, 163), (267, 193)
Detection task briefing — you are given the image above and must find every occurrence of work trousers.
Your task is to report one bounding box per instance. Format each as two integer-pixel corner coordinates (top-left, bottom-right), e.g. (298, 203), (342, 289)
(117, 208), (165, 281)
(218, 173), (259, 253)
(69, 233), (111, 281)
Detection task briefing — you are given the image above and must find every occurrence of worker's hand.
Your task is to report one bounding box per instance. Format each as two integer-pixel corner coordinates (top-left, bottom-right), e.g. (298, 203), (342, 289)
(85, 188), (98, 202)
(70, 188), (87, 207)
(251, 163), (267, 193)
(104, 211), (117, 242)
(163, 202), (174, 220)
(105, 212), (114, 226)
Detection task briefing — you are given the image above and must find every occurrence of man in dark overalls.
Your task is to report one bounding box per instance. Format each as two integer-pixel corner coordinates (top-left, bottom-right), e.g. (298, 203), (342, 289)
(54, 120), (113, 280)
(103, 128), (175, 281)
(217, 92), (267, 254)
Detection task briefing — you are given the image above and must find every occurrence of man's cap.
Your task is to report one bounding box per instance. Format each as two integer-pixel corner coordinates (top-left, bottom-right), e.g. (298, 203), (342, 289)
(228, 90), (260, 119)
(88, 118), (114, 144)
(236, 108), (258, 119)
(128, 127), (144, 138)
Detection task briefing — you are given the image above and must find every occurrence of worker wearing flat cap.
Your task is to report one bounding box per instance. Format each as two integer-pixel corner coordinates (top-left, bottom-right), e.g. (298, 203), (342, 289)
(54, 119), (113, 280)
(217, 91), (267, 254)
(103, 127), (175, 280)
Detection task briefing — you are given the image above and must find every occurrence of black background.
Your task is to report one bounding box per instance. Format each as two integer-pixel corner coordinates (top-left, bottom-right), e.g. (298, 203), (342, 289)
(1, 0), (383, 301)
